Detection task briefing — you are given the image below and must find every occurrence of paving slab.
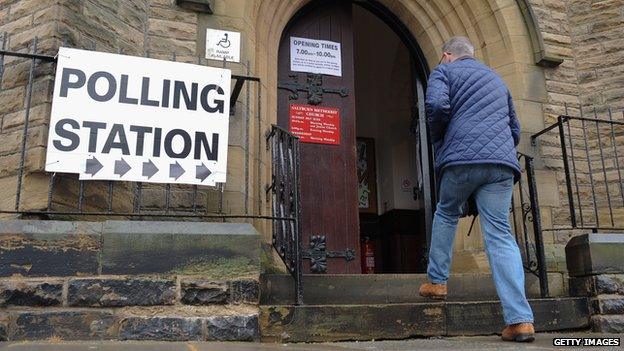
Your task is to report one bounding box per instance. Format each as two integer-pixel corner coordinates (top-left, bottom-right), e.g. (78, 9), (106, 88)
(0, 333), (620, 351)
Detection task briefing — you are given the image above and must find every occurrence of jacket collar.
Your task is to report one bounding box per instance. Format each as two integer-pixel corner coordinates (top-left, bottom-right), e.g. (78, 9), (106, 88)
(456, 55), (475, 62)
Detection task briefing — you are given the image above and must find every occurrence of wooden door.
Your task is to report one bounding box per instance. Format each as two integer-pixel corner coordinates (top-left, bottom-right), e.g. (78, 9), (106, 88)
(277, 1), (360, 273)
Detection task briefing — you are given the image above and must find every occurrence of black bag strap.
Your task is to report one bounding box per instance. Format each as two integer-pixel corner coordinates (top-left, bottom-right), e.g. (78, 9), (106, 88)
(466, 215), (477, 237)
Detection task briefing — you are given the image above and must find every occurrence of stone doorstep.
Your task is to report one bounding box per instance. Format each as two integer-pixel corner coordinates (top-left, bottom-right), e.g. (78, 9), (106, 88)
(0, 307), (260, 342)
(261, 273), (564, 305)
(0, 277), (260, 308)
(259, 297), (590, 342)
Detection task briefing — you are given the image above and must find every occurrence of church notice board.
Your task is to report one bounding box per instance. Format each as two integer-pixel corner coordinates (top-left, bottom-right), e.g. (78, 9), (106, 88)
(289, 104), (340, 145)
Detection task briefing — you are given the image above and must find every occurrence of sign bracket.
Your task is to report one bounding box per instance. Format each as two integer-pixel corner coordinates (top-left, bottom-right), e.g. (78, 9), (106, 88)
(230, 74), (260, 116)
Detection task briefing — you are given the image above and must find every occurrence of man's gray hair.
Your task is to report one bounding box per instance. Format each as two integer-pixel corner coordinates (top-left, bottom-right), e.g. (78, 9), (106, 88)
(442, 36), (474, 57)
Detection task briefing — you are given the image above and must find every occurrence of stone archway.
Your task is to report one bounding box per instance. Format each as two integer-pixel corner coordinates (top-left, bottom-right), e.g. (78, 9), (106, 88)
(252, 0), (549, 272)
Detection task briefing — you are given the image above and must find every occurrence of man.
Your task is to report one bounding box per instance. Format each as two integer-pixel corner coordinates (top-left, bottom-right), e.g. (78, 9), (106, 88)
(419, 36), (535, 343)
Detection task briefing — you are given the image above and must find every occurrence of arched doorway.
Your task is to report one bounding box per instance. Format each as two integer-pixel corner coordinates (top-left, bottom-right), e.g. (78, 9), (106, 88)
(276, 0), (435, 274)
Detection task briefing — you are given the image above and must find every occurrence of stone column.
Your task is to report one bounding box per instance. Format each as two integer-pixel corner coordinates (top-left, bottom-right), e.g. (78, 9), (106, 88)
(566, 233), (624, 333)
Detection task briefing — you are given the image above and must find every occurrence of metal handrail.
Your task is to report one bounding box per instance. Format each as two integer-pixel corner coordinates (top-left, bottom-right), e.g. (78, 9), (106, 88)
(531, 107), (624, 233)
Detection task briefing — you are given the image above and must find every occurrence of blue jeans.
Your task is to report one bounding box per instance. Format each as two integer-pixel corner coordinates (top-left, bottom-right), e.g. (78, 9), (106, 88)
(427, 164), (534, 325)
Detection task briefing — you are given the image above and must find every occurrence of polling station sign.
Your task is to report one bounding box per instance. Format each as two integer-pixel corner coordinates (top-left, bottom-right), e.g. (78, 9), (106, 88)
(45, 47), (231, 186)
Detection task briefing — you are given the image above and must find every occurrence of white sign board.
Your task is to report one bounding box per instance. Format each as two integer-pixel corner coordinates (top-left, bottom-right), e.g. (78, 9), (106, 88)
(206, 28), (241, 63)
(45, 47), (231, 186)
(290, 36), (342, 77)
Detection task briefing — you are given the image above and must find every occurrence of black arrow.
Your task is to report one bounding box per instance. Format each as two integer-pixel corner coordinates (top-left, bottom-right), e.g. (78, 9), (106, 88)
(196, 163), (212, 182)
(114, 158), (131, 177)
(142, 159), (159, 179)
(85, 156), (103, 176)
(169, 161), (185, 180)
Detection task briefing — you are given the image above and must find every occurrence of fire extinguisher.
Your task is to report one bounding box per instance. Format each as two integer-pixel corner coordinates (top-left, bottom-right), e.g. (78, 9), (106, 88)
(361, 236), (375, 274)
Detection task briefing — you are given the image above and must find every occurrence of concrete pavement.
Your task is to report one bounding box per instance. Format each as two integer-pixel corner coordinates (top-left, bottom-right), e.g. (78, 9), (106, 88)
(0, 333), (621, 351)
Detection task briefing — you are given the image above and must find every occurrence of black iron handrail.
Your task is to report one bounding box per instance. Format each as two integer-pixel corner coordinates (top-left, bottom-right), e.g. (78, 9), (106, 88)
(512, 152), (549, 297)
(531, 106), (624, 232)
(266, 125), (303, 304)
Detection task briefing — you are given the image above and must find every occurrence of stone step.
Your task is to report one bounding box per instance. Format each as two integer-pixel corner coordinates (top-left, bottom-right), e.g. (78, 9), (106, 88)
(260, 297), (590, 342)
(0, 306), (259, 341)
(261, 273), (564, 305)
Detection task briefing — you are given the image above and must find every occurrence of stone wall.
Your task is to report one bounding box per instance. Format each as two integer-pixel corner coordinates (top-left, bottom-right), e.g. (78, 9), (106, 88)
(570, 274), (624, 332)
(566, 233), (624, 333)
(0, 219), (262, 341)
(2, 0), (624, 280)
(526, 0), (624, 286)
(0, 0), (260, 217)
(0, 276), (259, 341)
(569, 0), (624, 112)
(0, 0), (59, 213)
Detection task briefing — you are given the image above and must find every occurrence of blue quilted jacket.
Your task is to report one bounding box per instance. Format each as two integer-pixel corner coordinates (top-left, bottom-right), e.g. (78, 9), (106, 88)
(425, 56), (521, 179)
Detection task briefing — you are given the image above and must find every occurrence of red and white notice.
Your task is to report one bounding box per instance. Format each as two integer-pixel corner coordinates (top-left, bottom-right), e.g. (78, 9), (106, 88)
(289, 104), (340, 145)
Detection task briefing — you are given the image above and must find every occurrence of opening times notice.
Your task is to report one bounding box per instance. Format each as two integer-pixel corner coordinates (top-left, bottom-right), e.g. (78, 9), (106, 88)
(289, 104), (340, 145)
(290, 37), (342, 77)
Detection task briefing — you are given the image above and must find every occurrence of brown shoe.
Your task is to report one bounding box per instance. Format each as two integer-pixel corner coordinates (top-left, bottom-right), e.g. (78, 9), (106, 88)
(418, 282), (447, 300)
(501, 323), (535, 342)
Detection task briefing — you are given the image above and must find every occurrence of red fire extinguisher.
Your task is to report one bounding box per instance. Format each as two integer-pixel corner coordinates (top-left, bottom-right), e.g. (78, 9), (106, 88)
(361, 236), (375, 274)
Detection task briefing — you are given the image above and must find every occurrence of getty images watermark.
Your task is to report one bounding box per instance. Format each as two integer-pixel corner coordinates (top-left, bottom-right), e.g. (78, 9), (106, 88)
(553, 337), (620, 347)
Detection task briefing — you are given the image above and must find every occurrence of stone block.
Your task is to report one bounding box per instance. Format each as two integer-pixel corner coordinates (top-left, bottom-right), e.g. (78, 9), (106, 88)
(590, 296), (624, 315)
(0, 86), (25, 114)
(594, 275), (624, 294)
(146, 36), (195, 55)
(566, 234), (624, 277)
(230, 279), (259, 304)
(101, 221), (260, 277)
(2, 103), (51, 132)
(569, 274), (624, 297)
(148, 18), (196, 40)
(118, 317), (203, 341)
(0, 314), (8, 341)
(118, 1), (148, 31)
(8, 22), (57, 51)
(0, 280), (63, 306)
(205, 314), (259, 341)
(0, 320), (6, 341)
(591, 315), (624, 333)
(149, 6), (197, 24)
(9, 0), (57, 21)
(0, 220), (102, 277)
(68, 278), (176, 307)
(180, 279), (229, 305)
(9, 310), (116, 340)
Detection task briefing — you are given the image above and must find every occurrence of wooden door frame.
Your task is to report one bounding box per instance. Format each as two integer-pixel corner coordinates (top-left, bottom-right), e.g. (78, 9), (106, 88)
(353, 0), (436, 251)
(278, 0), (437, 266)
